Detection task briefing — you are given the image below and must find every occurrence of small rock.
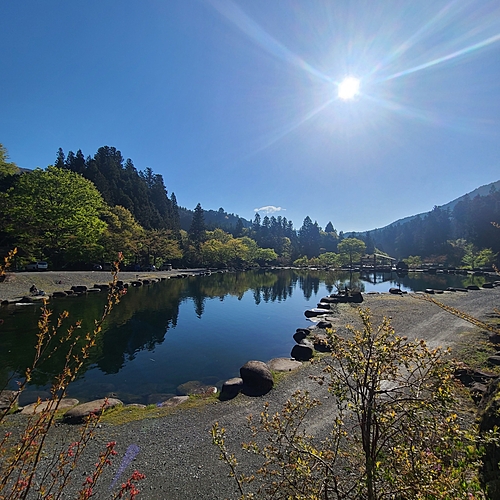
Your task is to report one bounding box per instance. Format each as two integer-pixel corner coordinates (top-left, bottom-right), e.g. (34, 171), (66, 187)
(0, 390), (20, 411)
(299, 338), (314, 348)
(316, 321), (332, 329)
(487, 356), (500, 366)
(158, 396), (189, 408)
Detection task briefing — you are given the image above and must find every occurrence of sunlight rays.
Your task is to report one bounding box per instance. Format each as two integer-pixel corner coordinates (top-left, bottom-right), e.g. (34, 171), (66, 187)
(205, 0), (500, 161)
(207, 0), (332, 83)
(242, 98), (335, 161)
(366, 0), (460, 78)
(378, 32), (500, 82)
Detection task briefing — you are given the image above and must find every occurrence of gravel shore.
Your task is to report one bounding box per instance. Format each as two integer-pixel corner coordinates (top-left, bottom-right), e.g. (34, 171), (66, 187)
(2, 277), (499, 499)
(0, 269), (205, 303)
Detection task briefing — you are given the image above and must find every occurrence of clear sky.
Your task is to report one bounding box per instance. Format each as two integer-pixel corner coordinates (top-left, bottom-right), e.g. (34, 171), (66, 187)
(1, 0), (500, 232)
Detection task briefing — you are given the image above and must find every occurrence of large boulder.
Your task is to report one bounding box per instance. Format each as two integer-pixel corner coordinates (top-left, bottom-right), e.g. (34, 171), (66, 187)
(21, 398), (79, 415)
(219, 377), (244, 401)
(62, 398), (122, 424)
(240, 361), (274, 395)
(291, 343), (314, 361)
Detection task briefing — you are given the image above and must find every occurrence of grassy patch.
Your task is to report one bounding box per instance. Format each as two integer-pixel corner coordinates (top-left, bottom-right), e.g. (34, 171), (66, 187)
(453, 330), (500, 374)
(100, 393), (219, 425)
(271, 370), (293, 385)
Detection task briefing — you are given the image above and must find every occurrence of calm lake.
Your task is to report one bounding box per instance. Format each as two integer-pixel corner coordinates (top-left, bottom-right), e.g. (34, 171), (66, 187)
(0, 269), (487, 405)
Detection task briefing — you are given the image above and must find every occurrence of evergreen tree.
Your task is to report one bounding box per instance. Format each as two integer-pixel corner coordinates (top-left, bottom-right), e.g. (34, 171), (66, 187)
(252, 213), (261, 236)
(325, 221), (335, 233)
(169, 192), (181, 236)
(189, 203), (206, 246)
(299, 216), (321, 258)
(234, 217), (244, 237)
(55, 148), (65, 169)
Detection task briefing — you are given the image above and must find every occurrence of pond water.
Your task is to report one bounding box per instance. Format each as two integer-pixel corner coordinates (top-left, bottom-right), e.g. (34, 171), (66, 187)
(0, 269), (487, 405)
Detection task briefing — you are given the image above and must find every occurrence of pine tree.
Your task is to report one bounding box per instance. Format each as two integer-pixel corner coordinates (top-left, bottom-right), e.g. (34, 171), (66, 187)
(189, 203), (206, 246)
(55, 148), (65, 169)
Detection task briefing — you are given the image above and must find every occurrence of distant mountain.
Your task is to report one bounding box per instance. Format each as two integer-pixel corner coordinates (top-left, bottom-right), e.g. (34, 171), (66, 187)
(366, 179), (500, 234)
(347, 178), (500, 260)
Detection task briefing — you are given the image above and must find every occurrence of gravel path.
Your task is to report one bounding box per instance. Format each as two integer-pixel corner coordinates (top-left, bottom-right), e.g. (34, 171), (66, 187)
(2, 283), (500, 499)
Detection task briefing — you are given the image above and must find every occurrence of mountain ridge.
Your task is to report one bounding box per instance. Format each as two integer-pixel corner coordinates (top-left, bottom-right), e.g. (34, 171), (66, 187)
(352, 179), (500, 236)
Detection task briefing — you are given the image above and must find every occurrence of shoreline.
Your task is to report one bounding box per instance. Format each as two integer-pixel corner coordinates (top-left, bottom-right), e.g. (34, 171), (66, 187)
(0, 269), (211, 303)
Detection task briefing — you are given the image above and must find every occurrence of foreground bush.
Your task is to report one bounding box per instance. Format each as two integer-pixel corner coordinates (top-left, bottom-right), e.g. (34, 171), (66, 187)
(0, 254), (145, 499)
(213, 309), (489, 499)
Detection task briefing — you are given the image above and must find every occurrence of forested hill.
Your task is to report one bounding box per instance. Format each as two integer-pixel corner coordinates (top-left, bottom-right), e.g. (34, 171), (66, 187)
(178, 207), (251, 232)
(56, 146), (251, 233)
(359, 180), (500, 260)
(371, 180), (500, 233)
(56, 146), (181, 232)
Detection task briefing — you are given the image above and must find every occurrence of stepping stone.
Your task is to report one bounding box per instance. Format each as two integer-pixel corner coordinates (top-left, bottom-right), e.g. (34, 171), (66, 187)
(291, 344), (314, 361)
(62, 398), (123, 424)
(267, 358), (302, 372)
(21, 398), (79, 415)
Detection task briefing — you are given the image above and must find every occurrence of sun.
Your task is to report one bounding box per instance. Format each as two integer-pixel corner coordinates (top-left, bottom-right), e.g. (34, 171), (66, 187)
(338, 77), (360, 100)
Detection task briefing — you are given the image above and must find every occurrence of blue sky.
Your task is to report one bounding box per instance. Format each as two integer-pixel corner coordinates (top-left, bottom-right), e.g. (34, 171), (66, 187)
(1, 0), (500, 232)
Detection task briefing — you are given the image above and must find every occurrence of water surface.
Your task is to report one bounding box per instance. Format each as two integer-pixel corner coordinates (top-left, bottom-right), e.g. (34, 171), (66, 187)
(0, 269), (486, 405)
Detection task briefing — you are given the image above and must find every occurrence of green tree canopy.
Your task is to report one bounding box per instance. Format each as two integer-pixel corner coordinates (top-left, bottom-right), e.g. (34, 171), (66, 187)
(99, 205), (144, 263)
(5, 167), (107, 265)
(0, 144), (19, 179)
(338, 237), (367, 266)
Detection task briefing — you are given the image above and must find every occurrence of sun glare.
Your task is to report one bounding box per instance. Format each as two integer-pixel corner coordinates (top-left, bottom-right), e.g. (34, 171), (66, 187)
(338, 77), (360, 100)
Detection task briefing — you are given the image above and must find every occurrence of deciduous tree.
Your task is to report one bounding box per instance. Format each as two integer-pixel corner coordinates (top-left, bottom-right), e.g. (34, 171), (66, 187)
(338, 237), (366, 267)
(213, 310), (486, 499)
(5, 167), (106, 265)
(0, 143), (19, 179)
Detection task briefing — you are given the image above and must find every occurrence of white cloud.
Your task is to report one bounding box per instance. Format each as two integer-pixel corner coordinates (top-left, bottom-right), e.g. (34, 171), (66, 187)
(254, 206), (286, 214)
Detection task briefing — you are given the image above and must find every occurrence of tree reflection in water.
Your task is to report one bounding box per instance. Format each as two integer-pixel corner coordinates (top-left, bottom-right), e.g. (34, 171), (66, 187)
(0, 269), (485, 402)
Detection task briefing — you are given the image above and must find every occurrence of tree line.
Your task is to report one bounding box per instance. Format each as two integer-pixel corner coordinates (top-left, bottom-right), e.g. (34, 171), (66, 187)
(1, 142), (497, 269)
(0, 143), (350, 269)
